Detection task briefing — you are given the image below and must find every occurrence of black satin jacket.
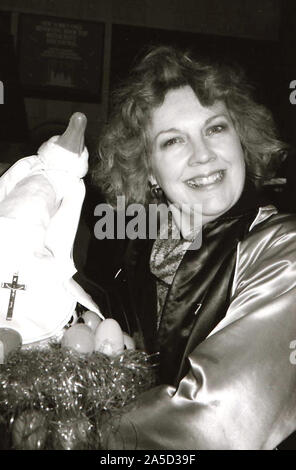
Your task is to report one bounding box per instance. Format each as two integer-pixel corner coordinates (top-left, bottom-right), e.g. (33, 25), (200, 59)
(101, 187), (296, 449)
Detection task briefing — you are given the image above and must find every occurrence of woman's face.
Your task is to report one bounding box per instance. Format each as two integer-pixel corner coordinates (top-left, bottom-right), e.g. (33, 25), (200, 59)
(148, 85), (246, 226)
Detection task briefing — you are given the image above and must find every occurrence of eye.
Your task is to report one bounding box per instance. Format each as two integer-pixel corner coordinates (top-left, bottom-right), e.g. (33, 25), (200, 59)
(206, 124), (227, 136)
(162, 136), (185, 148)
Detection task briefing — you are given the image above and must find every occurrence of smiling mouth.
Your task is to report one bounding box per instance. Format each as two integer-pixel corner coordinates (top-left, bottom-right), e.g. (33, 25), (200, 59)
(186, 170), (225, 189)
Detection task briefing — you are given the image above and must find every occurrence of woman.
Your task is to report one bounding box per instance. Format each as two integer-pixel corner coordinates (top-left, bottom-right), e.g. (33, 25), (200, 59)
(94, 46), (296, 449)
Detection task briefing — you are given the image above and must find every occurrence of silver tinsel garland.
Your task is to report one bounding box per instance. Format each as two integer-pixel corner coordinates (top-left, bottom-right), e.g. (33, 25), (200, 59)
(0, 344), (157, 450)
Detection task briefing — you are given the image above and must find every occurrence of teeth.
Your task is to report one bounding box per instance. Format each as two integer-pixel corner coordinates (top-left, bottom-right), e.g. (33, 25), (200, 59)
(187, 171), (224, 188)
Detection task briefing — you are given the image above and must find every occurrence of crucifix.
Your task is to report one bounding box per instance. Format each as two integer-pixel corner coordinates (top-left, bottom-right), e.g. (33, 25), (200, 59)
(1, 273), (26, 320)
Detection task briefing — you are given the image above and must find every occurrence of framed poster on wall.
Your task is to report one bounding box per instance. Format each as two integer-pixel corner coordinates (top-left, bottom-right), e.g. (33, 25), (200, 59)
(18, 14), (104, 102)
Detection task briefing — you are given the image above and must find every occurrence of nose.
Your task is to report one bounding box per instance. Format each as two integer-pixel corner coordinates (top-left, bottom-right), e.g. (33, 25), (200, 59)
(188, 137), (216, 166)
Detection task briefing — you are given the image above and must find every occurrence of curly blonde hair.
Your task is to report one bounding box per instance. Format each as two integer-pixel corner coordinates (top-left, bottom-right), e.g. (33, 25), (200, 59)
(93, 46), (286, 207)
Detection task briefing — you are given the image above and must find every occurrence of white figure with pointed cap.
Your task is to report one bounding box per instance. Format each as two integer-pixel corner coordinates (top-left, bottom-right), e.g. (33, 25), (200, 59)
(0, 112), (104, 358)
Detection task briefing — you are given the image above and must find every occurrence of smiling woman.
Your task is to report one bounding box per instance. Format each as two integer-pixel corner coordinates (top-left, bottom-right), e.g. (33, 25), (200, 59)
(92, 46), (296, 450)
(148, 86), (246, 226)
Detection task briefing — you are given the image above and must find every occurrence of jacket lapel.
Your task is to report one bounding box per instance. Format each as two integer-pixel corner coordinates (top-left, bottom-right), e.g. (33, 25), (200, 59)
(124, 237), (158, 353)
(156, 211), (259, 385)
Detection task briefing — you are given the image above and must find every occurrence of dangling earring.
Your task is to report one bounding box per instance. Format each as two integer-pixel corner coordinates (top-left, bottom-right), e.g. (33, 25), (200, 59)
(150, 183), (163, 199)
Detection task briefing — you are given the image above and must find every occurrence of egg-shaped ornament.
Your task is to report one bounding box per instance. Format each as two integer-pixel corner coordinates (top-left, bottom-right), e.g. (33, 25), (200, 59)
(81, 310), (102, 332)
(12, 410), (48, 450)
(0, 328), (22, 363)
(123, 332), (136, 350)
(61, 324), (95, 355)
(94, 318), (124, 356)
(51, 414), (92, 450)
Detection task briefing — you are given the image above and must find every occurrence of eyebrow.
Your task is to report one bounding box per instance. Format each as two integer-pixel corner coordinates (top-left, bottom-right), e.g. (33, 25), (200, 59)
(154, 113), (229, 141)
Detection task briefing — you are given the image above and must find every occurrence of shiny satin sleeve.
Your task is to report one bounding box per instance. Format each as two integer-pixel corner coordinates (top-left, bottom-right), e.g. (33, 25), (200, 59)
(101, 213), (296, 450)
